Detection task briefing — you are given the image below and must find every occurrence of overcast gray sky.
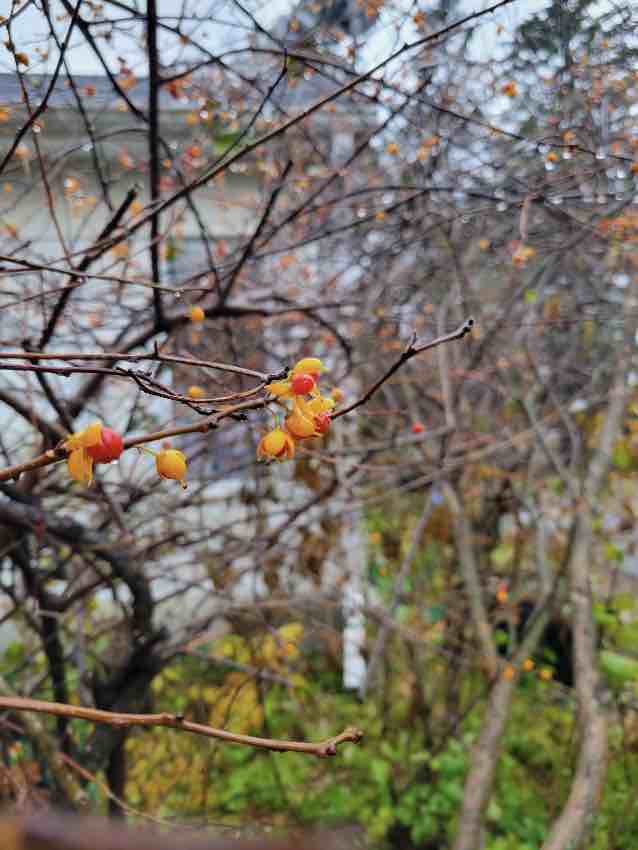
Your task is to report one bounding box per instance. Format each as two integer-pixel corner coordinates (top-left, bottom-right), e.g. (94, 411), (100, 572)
(4, 0), (294, 74)
(4, 0), (549, 77)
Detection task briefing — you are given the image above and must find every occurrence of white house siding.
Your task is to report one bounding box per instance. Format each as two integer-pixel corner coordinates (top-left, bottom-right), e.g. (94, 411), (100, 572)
(1, 72), (375, 670)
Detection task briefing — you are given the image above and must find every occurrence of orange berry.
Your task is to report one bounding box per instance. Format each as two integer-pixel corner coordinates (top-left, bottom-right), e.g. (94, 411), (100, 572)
(189, 305), (205, 322)
(314, 412), (331, 434)
(187, 385), (205, 399)
(86, 427), (124, 463)
(538, 667), (553, 681)
(291, 373), (315, 395)
(64, 176), (80, 193)
(156, 449), (187, 487)
(257, 428), (295, 461)
(512, 245), (536, 267)
(411, 422), (425, 434)
(522, 658), (535, 672)
(502, 665), (515, 681)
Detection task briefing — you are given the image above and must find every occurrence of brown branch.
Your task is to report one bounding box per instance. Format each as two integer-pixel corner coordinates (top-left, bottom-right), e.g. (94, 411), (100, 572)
(0, 317), (472, 482)
(146, 0), (164, 328)
(360, 490), (435, 698)
(541, 359), (629, 850)
(0, 0), (83, 178)
(0, 349), (268, 381)
(0, 387), (65, 444)
(452, 592), (555, 850)
(38, 188), (139, 350)
(334, 317), (474, 420)
(0, 676), (83, 806)
(58, 0), (147, 121)
(441, 479), (499, 680)
(0, 696), (362, 757)
(0, 395), (258, 483)
(221, 159), (294, 303)
(101, 0), (523, 247)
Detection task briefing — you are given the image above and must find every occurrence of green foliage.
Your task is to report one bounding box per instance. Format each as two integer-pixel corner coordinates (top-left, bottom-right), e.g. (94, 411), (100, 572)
(116, 624), (637, 849)
(111, 486), (638, 847)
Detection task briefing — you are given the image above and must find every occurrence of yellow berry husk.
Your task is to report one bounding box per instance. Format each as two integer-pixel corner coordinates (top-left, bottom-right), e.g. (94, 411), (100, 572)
(306, 395), (335, 415)
(187, 385), (205, 399)
(265, 380), (292, 398)
(257, 428), (295, 461)
(262, 429), (287, 455)
(83, 421), (103, 446)
(285, 413), (317, 439)
(64, 421), (103, 451)
(331, 387), (344, 402)
(156, 449), (187, 486)
(67, 448), (94, 485)
(292, 357), (323, 376)
(64, 421), (105, 486)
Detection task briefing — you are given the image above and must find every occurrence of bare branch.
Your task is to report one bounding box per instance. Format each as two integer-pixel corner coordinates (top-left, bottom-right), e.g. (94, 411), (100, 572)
(0, 696), (362, 757)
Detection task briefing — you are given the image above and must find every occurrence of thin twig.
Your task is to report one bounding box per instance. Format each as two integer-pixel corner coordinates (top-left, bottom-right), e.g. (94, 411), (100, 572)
(334, 317), (475, 419)
(0, 696), (362, 757)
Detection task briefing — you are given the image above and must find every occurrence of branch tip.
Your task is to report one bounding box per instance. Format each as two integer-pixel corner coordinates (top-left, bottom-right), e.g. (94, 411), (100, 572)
(317, 726), (363, 757)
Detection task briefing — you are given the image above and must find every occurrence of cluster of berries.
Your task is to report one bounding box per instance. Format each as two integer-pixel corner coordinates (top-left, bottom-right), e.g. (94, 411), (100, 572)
(64, 422), (187, 488)
(62, 356), (336, 483)
(258, 357), (341, 462)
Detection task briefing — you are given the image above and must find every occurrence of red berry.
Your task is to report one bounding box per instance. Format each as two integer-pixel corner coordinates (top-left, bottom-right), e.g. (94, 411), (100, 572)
(86, 427), (124, 463)
(411, 422), (425, 434)
(291, 372), (315, 395)
(314, 412), (331, 434)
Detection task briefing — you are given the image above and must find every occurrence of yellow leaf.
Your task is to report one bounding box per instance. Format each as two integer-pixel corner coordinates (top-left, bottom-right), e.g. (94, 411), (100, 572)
(279, 621), (304, 644)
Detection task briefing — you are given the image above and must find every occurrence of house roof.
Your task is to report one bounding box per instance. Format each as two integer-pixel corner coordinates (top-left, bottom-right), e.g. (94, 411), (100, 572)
(0, 65), (367, 130)
(0, 72), (192, 111)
